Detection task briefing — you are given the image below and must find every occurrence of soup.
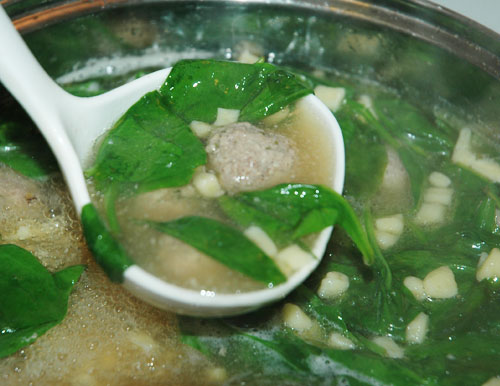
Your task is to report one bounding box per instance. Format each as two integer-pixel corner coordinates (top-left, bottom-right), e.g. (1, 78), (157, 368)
(84, 60), (338, 293)
(1, 4), (500, 386)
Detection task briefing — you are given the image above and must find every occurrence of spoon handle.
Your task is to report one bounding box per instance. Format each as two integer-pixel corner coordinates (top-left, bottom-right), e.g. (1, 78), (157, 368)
(0, 6), (66, 118)
(0, 6), (91, 212)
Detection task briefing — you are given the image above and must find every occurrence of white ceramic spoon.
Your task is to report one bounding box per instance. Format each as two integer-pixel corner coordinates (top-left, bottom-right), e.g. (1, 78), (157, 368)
(0, 7), (345, 316)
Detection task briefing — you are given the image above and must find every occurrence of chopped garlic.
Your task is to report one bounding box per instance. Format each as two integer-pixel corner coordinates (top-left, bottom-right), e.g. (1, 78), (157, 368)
(375, 214), (404, 234)
(15, 225), (32, 240)
(403, 276), (426, 301)
(358, 94), (377, 117)
(423, 266), (458, 299)
(282, 303), (313, 332)
(274, 244), (315, 276)
(415, 202), (446, 225)
(371, 336), (404, 359)
(189, 120), (212, 138)
(424, 187), (453, 206)
(243, 226), (278, 257)
(262, 107), (290, 126)
(429, 171), (451, 188)
(327, 332), (355, 350)
(476, 248), (500, 282)
(127, 331), (158, 355)
(375, 214), (404, 249)
(314, 85), (345, 112)
(317, 271), (350, 299)
(406, 312), (429, 344)
(206, 367), (228, 384)
(213, 108), (240, 126)
(236, 49), (260, 64)
(483, 376), (500, 386)
(192, 172), (224, 198)
(452, 128), (500, 183)
(374, 230), (399, 250)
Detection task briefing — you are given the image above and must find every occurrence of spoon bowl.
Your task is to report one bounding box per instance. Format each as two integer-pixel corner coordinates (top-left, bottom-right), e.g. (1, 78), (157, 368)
(0, 6), (344, 316)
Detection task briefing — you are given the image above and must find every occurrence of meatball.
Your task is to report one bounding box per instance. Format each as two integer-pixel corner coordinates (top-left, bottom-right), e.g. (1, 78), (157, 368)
(205, 122), (297, 193)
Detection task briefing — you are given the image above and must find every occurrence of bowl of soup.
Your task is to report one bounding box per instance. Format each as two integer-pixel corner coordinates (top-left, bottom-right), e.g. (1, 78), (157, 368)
(1, 0), (500, 385)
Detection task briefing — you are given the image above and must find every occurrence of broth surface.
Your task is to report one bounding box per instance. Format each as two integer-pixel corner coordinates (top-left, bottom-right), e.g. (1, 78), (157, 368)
(1, 33), (500, 386)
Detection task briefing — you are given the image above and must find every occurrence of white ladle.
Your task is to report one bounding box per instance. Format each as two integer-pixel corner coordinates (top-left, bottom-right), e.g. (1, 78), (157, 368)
(0, 7), (345, 316)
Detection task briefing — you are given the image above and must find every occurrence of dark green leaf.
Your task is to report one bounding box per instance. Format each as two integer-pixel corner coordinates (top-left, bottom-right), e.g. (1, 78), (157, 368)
(80, 203), (133, 283)
(0, 121), (57, 178)
(0, 244), (85, 358)
(220, 184), (374, 265)
(86, 91), (206, 194)
(159, 59), (311, 123)
(147, 216), (286, 285)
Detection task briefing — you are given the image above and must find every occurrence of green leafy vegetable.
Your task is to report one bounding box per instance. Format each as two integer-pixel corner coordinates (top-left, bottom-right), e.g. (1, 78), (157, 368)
(147, 216), (286, 285)
(0, 244), (85, 358)
(81, 203), (133, 282)
(0, 119), (57, 178)
(219, 184), (375, 265)
(86, 91), (206, 194)
(160, 59), (312, 123)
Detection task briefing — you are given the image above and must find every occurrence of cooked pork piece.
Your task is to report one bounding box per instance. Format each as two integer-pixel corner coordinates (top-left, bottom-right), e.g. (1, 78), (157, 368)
(205, 122), (297, 193)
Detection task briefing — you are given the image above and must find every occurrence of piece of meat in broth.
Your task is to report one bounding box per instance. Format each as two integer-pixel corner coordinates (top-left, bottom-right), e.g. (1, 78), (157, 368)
(205, 122), (297, 193)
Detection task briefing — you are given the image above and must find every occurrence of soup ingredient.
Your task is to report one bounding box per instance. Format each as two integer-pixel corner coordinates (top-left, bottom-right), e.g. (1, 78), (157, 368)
(0, 244), (84, 358)
(219, 184), (374, 264)
(147, 216), (287, 284)
(85, 59), (371, 290)
(205, 122), (297, 193)
(0, 117), (56, 179)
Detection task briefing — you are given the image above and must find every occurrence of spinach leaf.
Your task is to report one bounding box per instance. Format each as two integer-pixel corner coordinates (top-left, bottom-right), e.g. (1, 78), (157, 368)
(147, 216), (286, 285)
(219, 184), (375, 266)
(81, 203), (133, 282)
(86, 91), (206, 194)
(0, 244), (85, 358)
(0, 119), (57, 178)
(159, 59), (312, 123)
(335, 101), (389, 199)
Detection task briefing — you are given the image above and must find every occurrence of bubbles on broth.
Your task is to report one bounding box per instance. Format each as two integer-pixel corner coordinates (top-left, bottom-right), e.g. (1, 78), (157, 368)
(0, 166), (218, 386)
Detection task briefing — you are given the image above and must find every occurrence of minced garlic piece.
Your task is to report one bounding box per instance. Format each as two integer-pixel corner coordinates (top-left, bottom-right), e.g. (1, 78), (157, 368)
(262, 107), (290, 126)
(206, 367), (228, 384)
(237, 49), (260, 64)
(243, 226), (278, 257)
(274, 244), (315, 277)
(317, 271), (349, 299)
(423, 266), (458, 299)
(476, 248), (500, 282)
(403, 276), (426, 301)
(452, 128), (500, 183)
(213, 108), (240, 126)
(127, 331), (158, 355)
(415, 172), (454, 225)
(189, 120), (213, 138)
(375, 231), (400, 250)
(424, 187), (453, 206)
(358, 94), (377, 117)
(483, 376), (500, 386)
(405, 312), (429, 344)
(375, 214), (404, 249)
(282, 303), (313, 332)
(327, 332), (355, 350)
(429, 171), (451, 188)
(415, 202), (446, 225)
(192, 171), (225, 198)
(314, 85), (345, 112)
(371, 336), (404, 359)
